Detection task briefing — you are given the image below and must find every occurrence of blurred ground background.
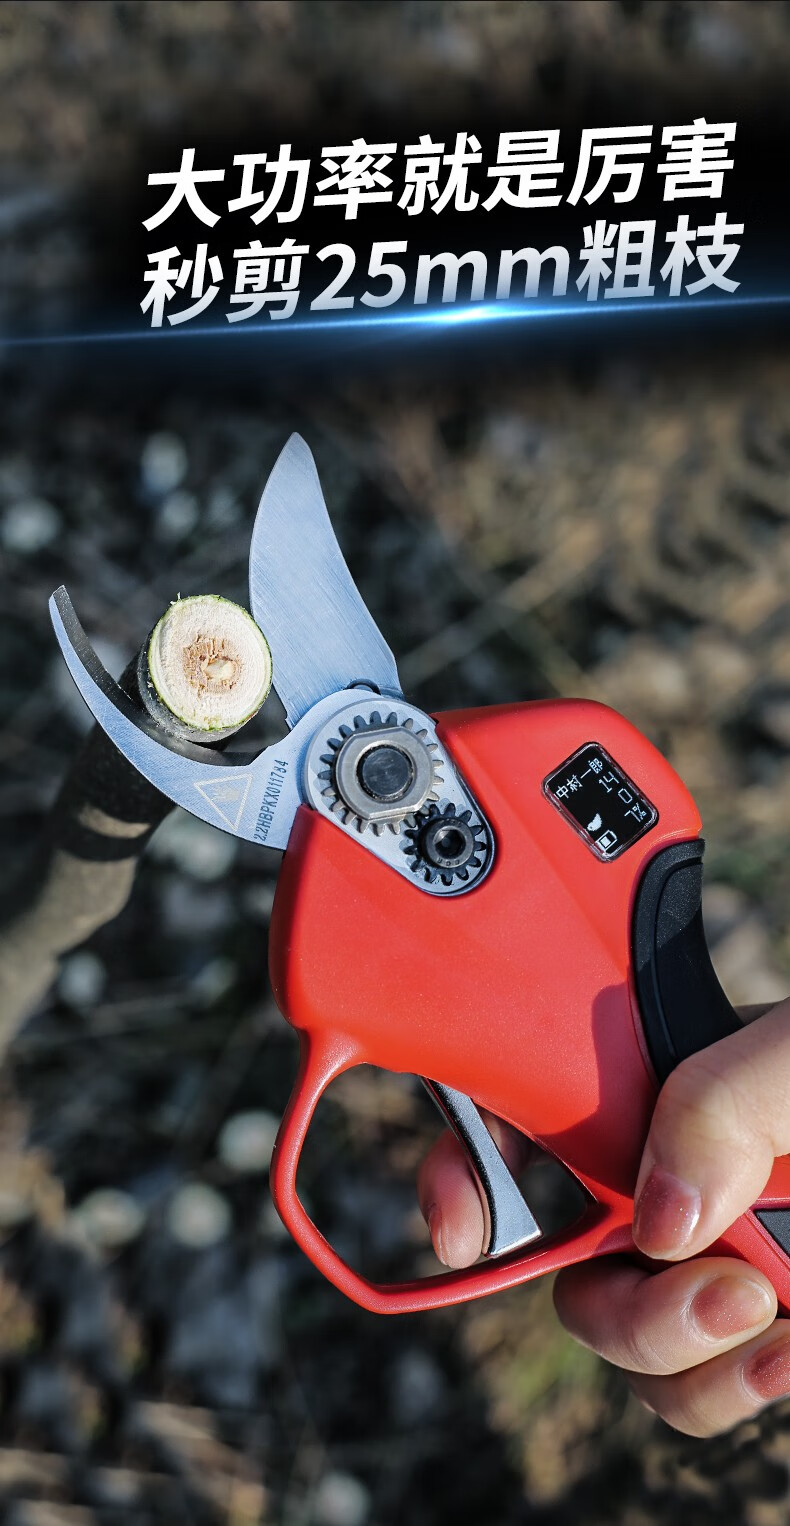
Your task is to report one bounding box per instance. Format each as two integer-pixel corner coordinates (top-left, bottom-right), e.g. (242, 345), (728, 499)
(0, 2), (789, 1523)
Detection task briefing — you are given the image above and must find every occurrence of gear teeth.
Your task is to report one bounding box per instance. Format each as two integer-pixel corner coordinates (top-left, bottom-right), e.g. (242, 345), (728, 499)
(315, 710), (464, 856)
(401, 801), (489, 891)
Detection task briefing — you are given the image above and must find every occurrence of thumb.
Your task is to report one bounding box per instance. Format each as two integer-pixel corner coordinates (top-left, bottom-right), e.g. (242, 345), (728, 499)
(633, 996), (790, 1261)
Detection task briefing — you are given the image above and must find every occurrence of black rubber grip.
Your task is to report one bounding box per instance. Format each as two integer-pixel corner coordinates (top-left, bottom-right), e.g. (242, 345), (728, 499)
(754, 1209), (790, 1254)
(632, 840), (742, 1085)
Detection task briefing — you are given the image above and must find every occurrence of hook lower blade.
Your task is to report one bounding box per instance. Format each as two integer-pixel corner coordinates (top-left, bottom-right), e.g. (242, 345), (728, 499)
(49, 586), (355, 850)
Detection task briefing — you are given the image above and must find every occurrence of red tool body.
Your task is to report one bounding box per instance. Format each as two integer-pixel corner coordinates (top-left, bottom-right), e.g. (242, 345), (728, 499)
(270, 698), (790, 1313)
(51, 434), (790, 1317)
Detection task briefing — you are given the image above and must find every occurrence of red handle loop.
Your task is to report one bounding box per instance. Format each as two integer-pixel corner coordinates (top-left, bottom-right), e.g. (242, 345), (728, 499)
(269, 1033), (636, 1314)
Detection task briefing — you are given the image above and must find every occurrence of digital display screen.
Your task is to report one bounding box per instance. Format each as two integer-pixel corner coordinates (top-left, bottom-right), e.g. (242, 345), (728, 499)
(544, 743), (658, 860)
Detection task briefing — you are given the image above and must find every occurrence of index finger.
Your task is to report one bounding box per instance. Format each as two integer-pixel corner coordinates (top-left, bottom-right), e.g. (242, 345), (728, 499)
(417, 1115), (532, 1268)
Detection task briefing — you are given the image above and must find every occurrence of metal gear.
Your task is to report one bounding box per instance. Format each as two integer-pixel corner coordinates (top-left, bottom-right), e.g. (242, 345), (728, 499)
(317, 709), (443, 835)
(402, 801), (488, 886)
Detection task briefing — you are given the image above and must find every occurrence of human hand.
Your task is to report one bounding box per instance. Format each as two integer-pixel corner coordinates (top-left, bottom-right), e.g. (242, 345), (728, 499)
(418, 997), (790, 1436)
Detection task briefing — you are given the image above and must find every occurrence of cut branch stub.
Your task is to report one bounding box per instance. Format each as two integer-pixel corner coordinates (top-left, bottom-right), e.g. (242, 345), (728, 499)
(138, 595), (273, 742)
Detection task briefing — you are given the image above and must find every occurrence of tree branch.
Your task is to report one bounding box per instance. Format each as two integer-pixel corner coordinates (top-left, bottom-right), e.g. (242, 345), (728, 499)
(0, 659), (172, 1044)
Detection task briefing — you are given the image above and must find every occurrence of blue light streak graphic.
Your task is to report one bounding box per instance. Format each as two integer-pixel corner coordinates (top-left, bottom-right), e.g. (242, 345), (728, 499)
(2, 291), (790, 349)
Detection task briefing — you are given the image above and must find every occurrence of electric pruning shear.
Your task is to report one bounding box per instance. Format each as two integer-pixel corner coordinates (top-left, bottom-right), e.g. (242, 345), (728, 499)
(50, 434), (790, 1314)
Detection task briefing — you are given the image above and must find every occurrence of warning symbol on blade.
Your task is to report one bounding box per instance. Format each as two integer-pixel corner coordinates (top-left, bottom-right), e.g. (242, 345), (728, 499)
(194, 773), (252, 832)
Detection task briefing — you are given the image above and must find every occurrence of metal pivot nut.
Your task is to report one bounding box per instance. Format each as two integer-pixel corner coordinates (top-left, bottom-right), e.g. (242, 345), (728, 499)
(306, 699), (494, 891)
(358, 744), (415, 802)
(334, 724), (436, 824)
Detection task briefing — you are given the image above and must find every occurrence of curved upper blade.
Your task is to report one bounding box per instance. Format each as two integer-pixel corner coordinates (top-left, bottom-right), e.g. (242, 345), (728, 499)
(249, 433), (402, 726)
(49, 587), (358, 850)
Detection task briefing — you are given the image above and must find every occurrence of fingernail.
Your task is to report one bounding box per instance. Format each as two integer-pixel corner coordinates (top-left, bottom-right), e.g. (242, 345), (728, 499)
(427, 1204), (446, 1265)
(691, 1275), (774, 1341)
(633, 1167), (701, 1258)
(744, 1337), (790, 1402)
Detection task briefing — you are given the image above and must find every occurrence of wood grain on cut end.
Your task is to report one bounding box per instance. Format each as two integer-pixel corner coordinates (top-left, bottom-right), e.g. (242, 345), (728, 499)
(140, 595), (272, 742)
